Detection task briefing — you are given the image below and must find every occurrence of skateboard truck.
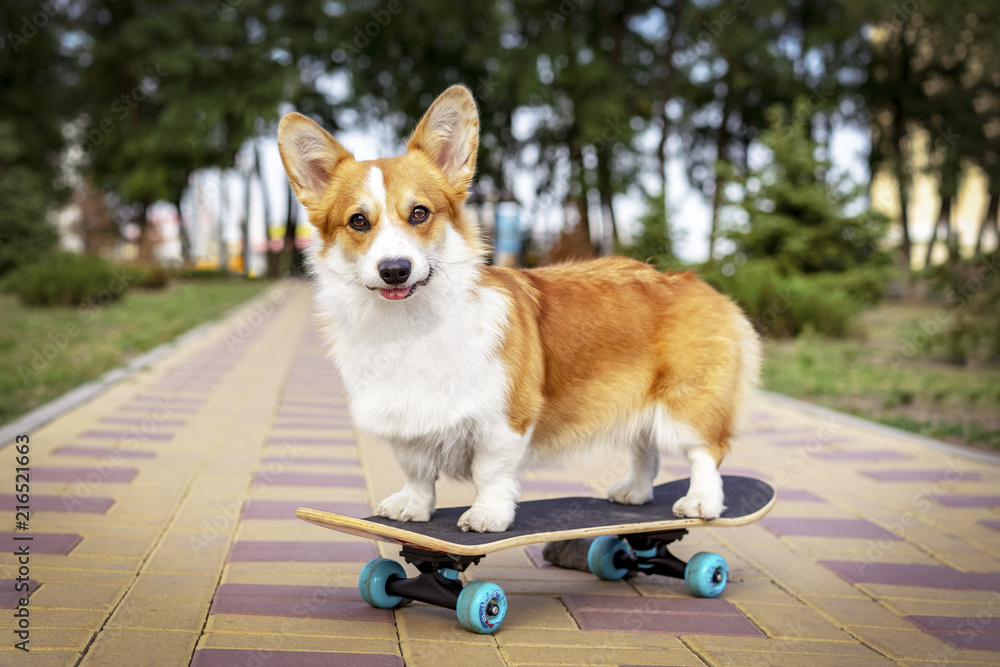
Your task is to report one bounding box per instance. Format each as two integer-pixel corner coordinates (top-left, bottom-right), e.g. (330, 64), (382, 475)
(586, 529), (729, 599)
(359, 547), (505, 633)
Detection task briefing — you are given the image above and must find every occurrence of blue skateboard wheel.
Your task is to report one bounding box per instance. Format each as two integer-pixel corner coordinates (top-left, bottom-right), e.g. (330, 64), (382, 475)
(359, 558), (407, 608)
(685, 552), (729, 598)
(587, 535), (631, 581)
(456, 580), (507, 633)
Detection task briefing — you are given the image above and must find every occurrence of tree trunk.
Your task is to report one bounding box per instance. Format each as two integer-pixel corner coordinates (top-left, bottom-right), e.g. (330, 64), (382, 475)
(136, 201), (156, 263)
(596, 153), (617, 255)
(892, 37), (913, 266)
(974, 190), (999, 256)
(654, 0), (686, 212)
(925, 192), (953, 267)
(284, 183), (303, 276)
(177, 200), (191, 263)
(708, 89), (731, 263)
(242, 167), (252, 277)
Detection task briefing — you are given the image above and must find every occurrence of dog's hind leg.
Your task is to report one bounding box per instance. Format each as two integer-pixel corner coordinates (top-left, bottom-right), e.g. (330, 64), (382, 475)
(672, 441), (727, 519)
(607, 430), (660, 506)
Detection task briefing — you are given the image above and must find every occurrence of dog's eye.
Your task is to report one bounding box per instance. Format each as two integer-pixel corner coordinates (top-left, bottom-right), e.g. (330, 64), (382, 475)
(409, 206), (430, 225)
(348, 213), (370, 231)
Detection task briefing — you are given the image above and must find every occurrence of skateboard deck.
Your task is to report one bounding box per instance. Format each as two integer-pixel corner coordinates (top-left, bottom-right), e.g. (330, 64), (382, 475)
(297, 475), (775, 556)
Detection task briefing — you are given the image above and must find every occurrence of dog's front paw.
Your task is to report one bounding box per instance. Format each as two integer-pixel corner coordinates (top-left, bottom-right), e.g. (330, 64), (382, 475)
(608, 479), (654, 505)
(377, 492), (433, 522)
(457, 506), (513, 533)
(672, 493), (725, 520)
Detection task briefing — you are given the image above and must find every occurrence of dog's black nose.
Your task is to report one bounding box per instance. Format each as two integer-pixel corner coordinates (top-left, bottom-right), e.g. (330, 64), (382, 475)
(378, 258), (411, 285)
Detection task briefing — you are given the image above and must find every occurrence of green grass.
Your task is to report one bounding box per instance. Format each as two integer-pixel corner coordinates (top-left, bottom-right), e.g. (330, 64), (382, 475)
(0, 280), (271, 425)
(763, 304), (1000, 452)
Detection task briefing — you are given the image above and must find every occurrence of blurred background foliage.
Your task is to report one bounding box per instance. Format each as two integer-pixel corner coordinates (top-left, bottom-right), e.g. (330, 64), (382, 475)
(1, 0), (999, 442)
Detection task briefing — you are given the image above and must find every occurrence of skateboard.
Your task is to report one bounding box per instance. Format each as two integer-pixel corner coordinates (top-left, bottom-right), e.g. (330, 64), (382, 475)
(297, 475), (775, 633)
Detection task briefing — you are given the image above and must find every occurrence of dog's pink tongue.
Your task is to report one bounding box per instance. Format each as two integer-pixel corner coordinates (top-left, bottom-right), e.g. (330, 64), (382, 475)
(380, 287), (411, 300)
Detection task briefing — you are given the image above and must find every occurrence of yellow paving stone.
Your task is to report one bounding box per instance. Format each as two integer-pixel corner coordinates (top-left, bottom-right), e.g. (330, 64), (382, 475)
(0, 649), (82, 666)
(143, 545), (229, 575)
(1, 629), (94, 651)
(197, 631), (400, 655)
(803, 595), (915, 629)
(205, 614), (398, 640)
(682, 635), (896, 666)
(500, 628), (689, 649)
(2, 566), (133, 586)
(503, 595), (578, 630)
(400, 640), (507, 667)
(500, 644), (699, 666)
(857, 584), (1000, 604)
(469, 566), (601, 583)
(29, 583), (128, 611)
(845, 626), (963, 661)
(32, 608), (107, 629)
(880, 596), (1000, 617)
(26, 554), (142, 573)
(396, 605), (498, 644)
(235, 520), (372, 542)
(106, 593), (211, 631)
(70, 536), (155, 559)
(125, 573), (219, 600)
(81, 629), (199, 667)
(721, 543), (866, 598)
(733, 600), (854, 640)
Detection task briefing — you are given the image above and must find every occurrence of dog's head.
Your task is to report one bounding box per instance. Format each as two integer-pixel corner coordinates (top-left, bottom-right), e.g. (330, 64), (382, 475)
(278, 86), (482, 301)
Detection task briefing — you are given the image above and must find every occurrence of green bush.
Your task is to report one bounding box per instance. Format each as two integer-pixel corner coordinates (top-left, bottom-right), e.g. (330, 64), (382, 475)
(923, 252), (1000, 365)
(5, 253), (130, 307)
(701, 261), (861, 338)
(120, 263), (172, 290)
(178, 267), (232, 280)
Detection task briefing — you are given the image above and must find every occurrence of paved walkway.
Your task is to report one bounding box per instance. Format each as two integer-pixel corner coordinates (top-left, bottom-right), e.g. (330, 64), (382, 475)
(3, 281), (999, 666)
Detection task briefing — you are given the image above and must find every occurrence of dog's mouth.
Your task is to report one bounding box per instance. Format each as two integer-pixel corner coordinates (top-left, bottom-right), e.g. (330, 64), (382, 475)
(376, 268), (433, 301)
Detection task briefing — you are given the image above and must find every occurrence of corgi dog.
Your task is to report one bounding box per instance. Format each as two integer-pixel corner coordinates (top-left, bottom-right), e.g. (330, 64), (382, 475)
(277, 85), (761, 533)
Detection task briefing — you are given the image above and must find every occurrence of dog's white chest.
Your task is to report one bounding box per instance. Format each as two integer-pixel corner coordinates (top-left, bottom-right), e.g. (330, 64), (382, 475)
(321, 286), (511, 441)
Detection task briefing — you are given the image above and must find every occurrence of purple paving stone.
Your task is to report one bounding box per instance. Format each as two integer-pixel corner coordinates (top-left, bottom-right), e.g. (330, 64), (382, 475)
(521, 479), (595, 494)
(929, 494), (1000, 508)
(210, 583), (392, 622)
(746, 426), (813, 436)
(1, 494), (114, 514)
(227, 540), (376, 562)
(266, 436), (356, 446)
(979, 519), (1000, 532)
(2, 533), (81, 555)
(820, 561), (1000, 590)
(100, 417), (187, 427)
(777, 489), (824, 502)
(861, 470), (981, 482)
(760, 518), (900, 541)
(562, 595), (764, 637)
(524, 544), (550, 569)
(281, 401), (350, 409)
(192, 650), (403, 667)
(258, 456), (359, 467)
(79, 429), (174, 442)
(31, 466), (139, 483)
(119, 406), (197, 415)
(252, 472), (365, 487)
(663, 465), (767, 481)
(815, 449), (912, 461)
(53, 446), (156, 459)
(906, 616), (1000, 651)
(242, 500), (370, 520)
(0, 580), (40, 609)
(135, 395), (205, 404)
(769, 436), (857, 448)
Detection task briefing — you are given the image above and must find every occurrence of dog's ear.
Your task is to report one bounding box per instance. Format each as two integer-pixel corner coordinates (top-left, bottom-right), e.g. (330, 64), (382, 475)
(407, 85), (479, 190)
(277, 113), (354, 210)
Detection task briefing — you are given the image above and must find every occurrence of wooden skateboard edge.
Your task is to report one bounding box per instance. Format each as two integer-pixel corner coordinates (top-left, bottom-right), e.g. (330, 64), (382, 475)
(296, 488), (776, 557)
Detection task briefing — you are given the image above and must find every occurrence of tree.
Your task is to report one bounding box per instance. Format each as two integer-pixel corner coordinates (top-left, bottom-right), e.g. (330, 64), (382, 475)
(74, 0), (289, 260)
(723, 102), (890, 276)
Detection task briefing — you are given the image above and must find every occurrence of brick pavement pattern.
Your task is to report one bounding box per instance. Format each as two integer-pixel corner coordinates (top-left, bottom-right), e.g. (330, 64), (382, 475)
(3, 282), (999, 666)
